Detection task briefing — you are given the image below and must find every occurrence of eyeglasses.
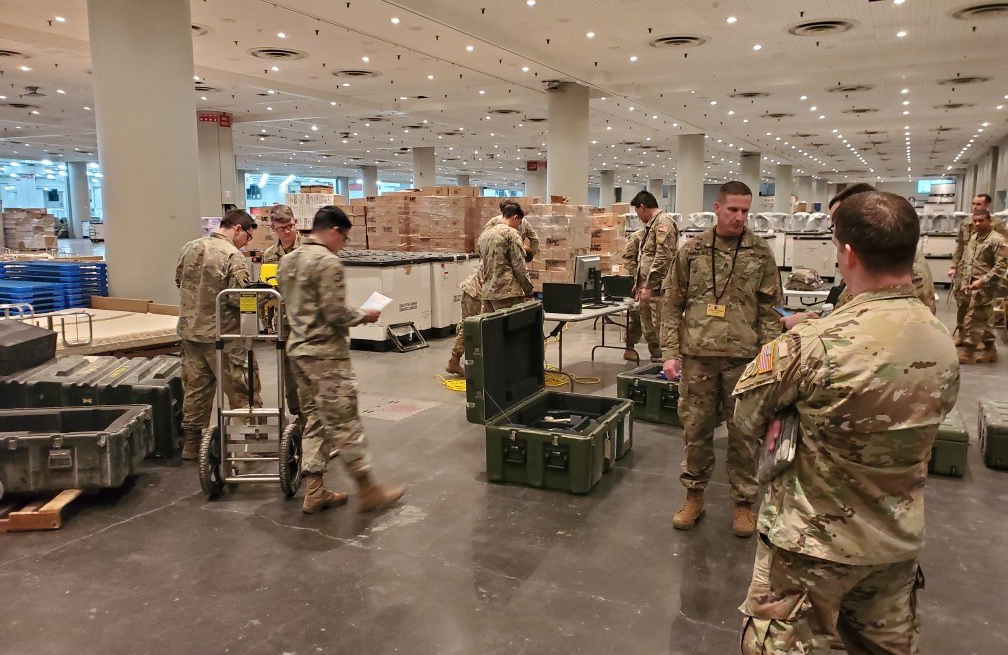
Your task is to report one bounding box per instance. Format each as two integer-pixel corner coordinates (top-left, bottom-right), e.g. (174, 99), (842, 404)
(338, 228), (350, 242)
(272, 222), (296, 233)
(242, 228), (254, 241)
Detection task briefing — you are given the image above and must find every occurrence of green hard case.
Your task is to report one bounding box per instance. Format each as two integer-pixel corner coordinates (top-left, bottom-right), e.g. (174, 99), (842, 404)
(616, 363), (681, 426)
(978, 400), (1008, 471)
(464, 302), (633, 494)
(930, 409), (968, 477)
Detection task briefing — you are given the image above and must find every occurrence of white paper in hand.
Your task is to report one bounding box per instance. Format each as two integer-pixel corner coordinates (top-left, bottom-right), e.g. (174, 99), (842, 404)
(360, 292), (393, 312)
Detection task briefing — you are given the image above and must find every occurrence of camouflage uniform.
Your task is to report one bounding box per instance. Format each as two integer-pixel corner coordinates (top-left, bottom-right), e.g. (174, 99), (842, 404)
(660, 228), (782, 502)
(277, 236), (373, 475)
(732, 285), (959, 654)
(262, 230), (304, 419)
(637, 212), (679, 359)
(622, 229), (645, 346)
(958, 229), (1008, 352)
(837, 250), (936, 313)
(175, 233), (262, 433)
(482, 215), (540, 257)
(451, 267), (484, 359)
(477, 223), (533, 312)
(951, 219), (1008, 334)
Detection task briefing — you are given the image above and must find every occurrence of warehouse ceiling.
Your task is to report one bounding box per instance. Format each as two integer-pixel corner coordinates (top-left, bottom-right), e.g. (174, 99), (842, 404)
(0, 0), (1005, 189)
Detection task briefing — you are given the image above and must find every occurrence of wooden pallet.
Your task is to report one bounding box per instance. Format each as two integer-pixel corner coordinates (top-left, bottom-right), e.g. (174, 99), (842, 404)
(0, 489), (82, 532)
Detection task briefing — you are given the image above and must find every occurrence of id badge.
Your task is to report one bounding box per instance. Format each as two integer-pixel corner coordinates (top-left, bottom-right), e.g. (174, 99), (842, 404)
(706, 303), (726, 318)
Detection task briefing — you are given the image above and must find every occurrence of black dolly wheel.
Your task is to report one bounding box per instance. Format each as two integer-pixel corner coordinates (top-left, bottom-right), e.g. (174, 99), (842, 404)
(279, 422), (303, 498)
(199, 426), (225, 497)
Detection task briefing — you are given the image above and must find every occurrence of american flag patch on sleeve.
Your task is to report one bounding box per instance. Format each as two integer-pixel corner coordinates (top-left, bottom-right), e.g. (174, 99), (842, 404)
(757, 342), (775, 373)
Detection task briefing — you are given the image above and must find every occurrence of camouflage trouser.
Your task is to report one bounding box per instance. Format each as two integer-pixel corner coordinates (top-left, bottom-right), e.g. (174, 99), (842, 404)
(961, 285), (997, 349)
(953, 283), (968, 338)
(482, 296), (525, 312)
(626, 307), (642, 347)
(281, 353), (301, 421)
(638, 294), (663, 358)
(291, 356), (371, 475)
(451, 291), (483, 359)
(740, 534), (924, 655)
(181, 339), (262, 432)
(678, 354), (760, 503)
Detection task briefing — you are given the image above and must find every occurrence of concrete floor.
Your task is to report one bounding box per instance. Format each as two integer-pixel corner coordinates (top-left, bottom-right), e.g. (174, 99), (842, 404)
(3, 269), (1007, 654)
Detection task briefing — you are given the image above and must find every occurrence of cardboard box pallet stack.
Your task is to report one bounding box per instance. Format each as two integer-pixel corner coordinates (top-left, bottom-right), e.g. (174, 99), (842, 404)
(590, 210), (627, 273)
(285, 192), (348, 230)
(365, 192), (420, 250)
(524, 204), (593, 292)
(2, 208), (57, 251)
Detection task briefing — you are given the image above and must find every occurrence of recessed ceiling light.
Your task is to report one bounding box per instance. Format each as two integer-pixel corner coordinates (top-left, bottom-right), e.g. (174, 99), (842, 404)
(271, 66), (279, 71)
(19, 65), (31, 71)
(54, 16), (66, 22)
(390, 17), (400, 24)
(399, 96), (408, 100)
(728, 110), (734, 115)
(585, 32), (596, 38)
(194, 76), (200, 81)
(56, 89), (65, 94)
(266, 106), (273, 111)
(277, 32), (287, 38)
(478, 89), (485, 95)
(30, 110), (39, 115)
(752, 44), (762, 51)
(330, 101), (337, 105)
(726, 16), (738, 24)
(810, 106), (817, 111)
(521, 66), (530, 72)
(897, 31), (907, 38)
(526, 0), (536, 5)
(998, 105), (1004, 110)
(710, 100), (717, 105)
(427, 74), (435, 80)
(629, 55), (638, 62)
(466, 45), (474, 52)
(342, 82), (350, 87)
(200, 96), (207, 101)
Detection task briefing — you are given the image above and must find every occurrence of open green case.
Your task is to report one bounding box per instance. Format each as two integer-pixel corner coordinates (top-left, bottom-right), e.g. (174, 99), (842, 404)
(463, 302), (634, 494)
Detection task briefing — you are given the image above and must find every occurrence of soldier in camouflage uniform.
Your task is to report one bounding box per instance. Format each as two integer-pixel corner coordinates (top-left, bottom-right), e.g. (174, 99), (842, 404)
(477, 203), (533, 311)
(631, 190), (679, 362)
(733, 191), (959, 655)
(261, 204), (304, 423)
(175, 209), (263, 461)
(621, 228), (645, 361)
(482, 200), (539, 261)
(659, 181), (782, 536)
(956, 210), (1008, 364)
(949, 194), (1006, 344)
(277, 206), (404, 514)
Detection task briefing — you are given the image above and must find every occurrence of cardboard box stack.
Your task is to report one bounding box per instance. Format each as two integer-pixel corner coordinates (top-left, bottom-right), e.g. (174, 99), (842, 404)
(412, 195), (469, 252)
(524, 203), (592, 292)
(590, 210), (627, 272)
(2, 208), (57, 251)
(284, 193), (348, 229)
(366, 192), (421, 250)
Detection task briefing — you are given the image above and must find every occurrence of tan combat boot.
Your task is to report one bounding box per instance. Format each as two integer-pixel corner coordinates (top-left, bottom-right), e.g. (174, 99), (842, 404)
(673, 490), (705, 530)
(954, 335), (964, 347)
(181, 430), (202, 461)
(732, 502), (757, 538)
(445, 354), (464, 376)
(977, 345), (998, 364)
(623, 349), (638, 361)
(301, 472), (349, 514)
(957, 348), (976, 365)
(354, 471), (405, 513)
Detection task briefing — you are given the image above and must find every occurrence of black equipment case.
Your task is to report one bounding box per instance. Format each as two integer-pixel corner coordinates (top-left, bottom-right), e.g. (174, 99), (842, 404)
(463, 302), (633, 494)
(0, 319), (56, 375)
(0, 355), (183, 458)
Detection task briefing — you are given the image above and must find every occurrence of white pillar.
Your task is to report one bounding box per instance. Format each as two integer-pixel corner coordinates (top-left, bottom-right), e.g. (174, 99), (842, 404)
(600, 170), (615, 209)
(197, 111), (238, 215)
(412, 146), (435, 188)
(797, 175), (814, 208)
(740, 152), (761, 198)
(336, 176), (350, 199)
(236, 169), (250, 209)
(814, 178), (829, 211)
(675, 134), (705, 213)
(774, 165), (794, 213)
(525, 163), (547, 200)
(456, 174), (470, 187)
(546, 82), (590, 204)
(87, 0), (201, 303)
(67, 161), (90, 239)
(362, 165), (378, 196)
(827, 183), (840, 209)
(647, 178), (664, 200)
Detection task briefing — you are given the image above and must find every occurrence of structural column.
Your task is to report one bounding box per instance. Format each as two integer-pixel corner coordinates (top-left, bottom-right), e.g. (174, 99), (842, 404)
(197, 111), (238, 215)
(740, 152), (761, 197)
(675, 133), (705, 213)
(412, 146), (435, 188)
(336, 176), (351, 198)
(774, 165), (794, 213)
(546, 82), (589, 204)
(525, 162), (547, 200)
(599, 170), (615, 209)
(87, 0), (201, 303)
(456, 174), (470, 187)
(796, 175), (814, 208)
(814, 178), (829, 211)
(67, 161), (91, 239)
(362, 165), (378, 196)
(647, 178), (664, 204)
(236, 169), (250, 209)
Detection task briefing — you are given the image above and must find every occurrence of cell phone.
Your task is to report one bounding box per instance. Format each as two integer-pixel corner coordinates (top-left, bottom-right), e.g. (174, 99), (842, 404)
(773, 306), (794, 317)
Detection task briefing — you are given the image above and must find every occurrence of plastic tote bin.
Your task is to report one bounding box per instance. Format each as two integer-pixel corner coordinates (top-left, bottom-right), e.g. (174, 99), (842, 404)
(930, 409), (968, 477)
(463, 302), (633, 494)
(0, 405), (154, 497)
(342, 251), (433, 345)
(616, 363), (681, 426)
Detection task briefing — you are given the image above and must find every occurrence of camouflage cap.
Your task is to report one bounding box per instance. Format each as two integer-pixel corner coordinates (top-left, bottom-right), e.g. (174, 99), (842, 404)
(269, 204), (295, 223)
(787, 267), (823, 291)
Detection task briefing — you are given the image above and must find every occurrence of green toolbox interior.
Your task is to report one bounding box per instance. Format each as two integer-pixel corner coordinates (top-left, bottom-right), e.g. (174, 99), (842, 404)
(463, 302), (633, 494)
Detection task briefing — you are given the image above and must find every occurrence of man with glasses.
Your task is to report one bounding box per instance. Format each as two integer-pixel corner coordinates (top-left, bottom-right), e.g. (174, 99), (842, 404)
(262, 204), (304, 426)
(278, 206), (405, 514)
(175, 209), (263, 461)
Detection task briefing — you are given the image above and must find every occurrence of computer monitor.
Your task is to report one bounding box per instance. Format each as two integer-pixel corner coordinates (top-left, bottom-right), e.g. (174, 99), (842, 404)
(574, 255), (602, 303)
